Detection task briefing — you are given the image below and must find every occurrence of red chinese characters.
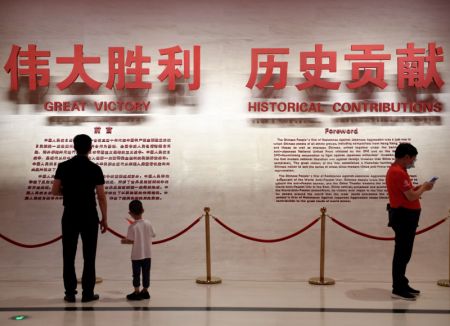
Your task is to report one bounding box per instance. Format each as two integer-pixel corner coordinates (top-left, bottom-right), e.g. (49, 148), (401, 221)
(246, 48), (289, 90)
(158, 45), (201, 90)
(296, 44), (340, 90)
(396, 42), (444, 89)
(3, 44), (51, 91)
(344, 44), (391, 89)
(107, 46), (151, 90)
(3, 43), (445, 92)
(246, 43), (444, 91)
(56, 44), (102, 90)
(4, 44), (201, 91)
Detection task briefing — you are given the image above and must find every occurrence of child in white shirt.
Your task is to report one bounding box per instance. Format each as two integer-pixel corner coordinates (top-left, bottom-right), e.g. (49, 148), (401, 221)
(121, 200), (156, 300)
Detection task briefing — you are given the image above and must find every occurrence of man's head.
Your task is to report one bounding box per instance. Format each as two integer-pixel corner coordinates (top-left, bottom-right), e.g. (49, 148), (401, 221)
(73, 134), (92, 155)
(395, 143), (418, 158)
(129, 199), (144, 218)
(395, 143), (418, 169)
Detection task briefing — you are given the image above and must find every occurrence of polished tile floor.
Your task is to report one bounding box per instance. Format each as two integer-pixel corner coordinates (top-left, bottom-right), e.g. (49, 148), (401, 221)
(1, 279), (449, 326)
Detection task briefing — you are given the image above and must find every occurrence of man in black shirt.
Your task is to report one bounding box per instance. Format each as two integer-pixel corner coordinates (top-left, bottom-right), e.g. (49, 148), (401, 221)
(52, 134), (108, 303)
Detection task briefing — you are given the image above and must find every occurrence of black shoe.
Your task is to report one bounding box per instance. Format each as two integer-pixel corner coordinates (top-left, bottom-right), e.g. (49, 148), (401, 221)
(126, 292), (142, 301)
(392, 290), (416, 301)
(81, 294), (100, 302)
(140, 290), (150, 300)
(64, 295), (76, 303)
(406, 286), (420, 296)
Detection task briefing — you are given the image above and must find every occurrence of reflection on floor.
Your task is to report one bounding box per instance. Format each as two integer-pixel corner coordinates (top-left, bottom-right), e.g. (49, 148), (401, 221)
(0, 280), (449, 326)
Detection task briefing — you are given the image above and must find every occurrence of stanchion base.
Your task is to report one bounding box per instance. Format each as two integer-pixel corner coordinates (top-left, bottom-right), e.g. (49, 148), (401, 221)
(308, 277), (335, 285)
(437, 279), (450, 287)
(196, 277), (222, 284)
(77, 277), (103, 284)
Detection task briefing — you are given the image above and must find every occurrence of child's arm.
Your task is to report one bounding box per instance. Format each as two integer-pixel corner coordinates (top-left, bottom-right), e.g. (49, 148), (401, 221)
(121, 238), (134, 244)
(123, 223), (135, 244)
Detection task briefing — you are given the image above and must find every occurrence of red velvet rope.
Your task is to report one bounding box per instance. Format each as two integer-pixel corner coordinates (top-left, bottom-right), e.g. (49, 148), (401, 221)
(212, 215), (321, 243)
(329, 216), (448, 241)
(106, 227), (126, 239)
(1, 216), (203, 248)
(0, 233), (62, 248)
(415, 218), (448, 235)
(153, 215), (203, 244)
(107, 215), (203, 245)
(2, 214), (446, 247)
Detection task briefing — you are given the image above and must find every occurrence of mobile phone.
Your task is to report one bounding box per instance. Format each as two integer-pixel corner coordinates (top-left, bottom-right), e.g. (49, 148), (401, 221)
(429, 177), (438, 182)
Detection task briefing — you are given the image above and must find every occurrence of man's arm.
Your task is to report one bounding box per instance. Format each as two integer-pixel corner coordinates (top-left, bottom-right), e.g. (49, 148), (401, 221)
(96, 184), (108, 233)
(404, 181), (434, 201)
(51, 179), (62, 196)
(150, 225), (156, 238)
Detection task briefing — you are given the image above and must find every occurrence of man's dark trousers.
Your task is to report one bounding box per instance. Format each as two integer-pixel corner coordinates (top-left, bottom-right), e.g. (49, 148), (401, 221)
(389, 207), (420, 291)
(62, 209), (99, 297)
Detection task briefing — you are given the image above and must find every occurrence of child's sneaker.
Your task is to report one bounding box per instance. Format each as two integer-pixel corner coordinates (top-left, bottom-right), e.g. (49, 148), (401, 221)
(126, 292), (142, 301)
(140, 290), (150, 299)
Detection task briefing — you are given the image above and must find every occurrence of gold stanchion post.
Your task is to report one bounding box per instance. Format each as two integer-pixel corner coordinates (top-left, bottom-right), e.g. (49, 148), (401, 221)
(196, 207), (222, 284)
(437, 210), (450, 287)
(309, 207), (335, 285)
